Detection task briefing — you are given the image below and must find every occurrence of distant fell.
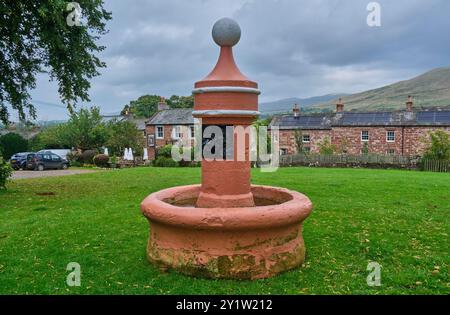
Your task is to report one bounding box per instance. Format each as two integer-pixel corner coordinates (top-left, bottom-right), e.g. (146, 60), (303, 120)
(311, 67), (450, 111)
(260, 94), (347, 114)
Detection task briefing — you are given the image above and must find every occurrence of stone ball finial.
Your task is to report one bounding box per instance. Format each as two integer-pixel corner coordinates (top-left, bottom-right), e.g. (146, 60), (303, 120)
(212, 17), (241, 47)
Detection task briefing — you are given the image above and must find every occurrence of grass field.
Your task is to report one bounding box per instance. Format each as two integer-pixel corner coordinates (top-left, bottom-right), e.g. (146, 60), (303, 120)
(0, 167), (448, 294)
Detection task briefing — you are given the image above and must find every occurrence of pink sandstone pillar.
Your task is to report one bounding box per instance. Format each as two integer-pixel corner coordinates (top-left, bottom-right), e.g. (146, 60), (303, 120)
(193, 18), (260, 208)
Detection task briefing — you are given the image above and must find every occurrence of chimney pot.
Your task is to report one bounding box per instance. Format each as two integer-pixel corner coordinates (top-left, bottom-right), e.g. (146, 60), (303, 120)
(293, 103), (300, 117)
(158, 96), (169, 111)
(336, 98), (344, 113)
(406, 95), (413, 111)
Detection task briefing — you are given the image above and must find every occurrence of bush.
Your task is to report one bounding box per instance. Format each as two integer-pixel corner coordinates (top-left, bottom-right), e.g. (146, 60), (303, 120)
(318, 137), (336, 155)
(67, 151), (83, 166)
(153, 156), (179, 167)
(156, 145), (173, 158)
(422, 130), (450, 160)
(0, 133), (28, 158)
(0, 158), (13, 189)
(109, 155), (117, 165)
(81, 149), (97, 164)
(93, 154), (109, 167)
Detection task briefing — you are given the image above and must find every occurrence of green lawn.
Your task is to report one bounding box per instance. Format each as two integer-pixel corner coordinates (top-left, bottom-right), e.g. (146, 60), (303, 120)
(0, 167), (448, 294)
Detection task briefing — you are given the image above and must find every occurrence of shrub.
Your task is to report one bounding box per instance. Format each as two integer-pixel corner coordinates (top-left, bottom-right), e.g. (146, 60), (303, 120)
(109, 155), (117, 165)
(67, 151), (83, 166)
(81, 149), (97, 164)
(0, 158), (13, 189)
(156, 145), (173, 158)
(422, 130), (450, 161)
(0, 133), (28, 158)
(93, 154), (109, 167)
(153, 156), (179, 167)
(318, 137), (336, 155)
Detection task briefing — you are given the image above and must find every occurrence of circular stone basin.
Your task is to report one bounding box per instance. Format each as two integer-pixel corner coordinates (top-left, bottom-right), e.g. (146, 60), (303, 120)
(141, 185), (312, 279)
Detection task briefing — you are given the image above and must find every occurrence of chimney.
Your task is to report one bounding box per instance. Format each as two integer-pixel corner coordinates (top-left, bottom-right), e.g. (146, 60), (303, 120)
(406, 95), (413, 111)
(336, 98), (344, 113)
(293, 103), (300, 118)
(158, 96), (169, 111)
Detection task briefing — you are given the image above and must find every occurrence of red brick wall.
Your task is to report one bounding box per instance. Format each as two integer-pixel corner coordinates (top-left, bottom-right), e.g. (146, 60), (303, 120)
(331, 127), (404, 155)
(277, 129), (332, 154)
(273, 126), (450, 156)
(403, 127), (450, 156)
(145, 125), (194, 160)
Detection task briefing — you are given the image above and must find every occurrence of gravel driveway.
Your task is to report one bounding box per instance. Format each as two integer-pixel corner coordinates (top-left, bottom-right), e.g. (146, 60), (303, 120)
(12, 169), (97, 180)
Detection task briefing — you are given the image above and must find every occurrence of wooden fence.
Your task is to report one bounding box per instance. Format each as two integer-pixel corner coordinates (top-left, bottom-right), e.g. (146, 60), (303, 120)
(279, 154), (419, 169)
(421, 159), (450, 173)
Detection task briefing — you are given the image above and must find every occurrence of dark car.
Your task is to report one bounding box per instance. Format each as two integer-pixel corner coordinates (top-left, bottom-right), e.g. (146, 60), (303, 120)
(26, 153), (69, 171)
(10, 152), (34, 170)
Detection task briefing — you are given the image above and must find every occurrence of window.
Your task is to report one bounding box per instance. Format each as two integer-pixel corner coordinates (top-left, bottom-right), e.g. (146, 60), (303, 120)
(361, 130), (369, 142)
(156, 126), (164, 139)
(147, 134), (155, 147)
(190, 125), (195, 138)
(302, 134), (310, 143)
(387, 149), (395, 155)
(173, 125), (183, 139)
(51, 154), (61, 161)
(386, 131), (395, 142)
(280, 148), (288, 156)
(273, 132), (279, 142)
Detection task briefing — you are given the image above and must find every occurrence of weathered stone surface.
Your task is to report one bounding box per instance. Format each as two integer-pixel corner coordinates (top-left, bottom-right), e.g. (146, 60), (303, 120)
(141, 185), (312, 279)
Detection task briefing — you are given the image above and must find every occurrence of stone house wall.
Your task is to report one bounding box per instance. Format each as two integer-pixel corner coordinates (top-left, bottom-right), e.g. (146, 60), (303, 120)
(275, 126), (450, 156)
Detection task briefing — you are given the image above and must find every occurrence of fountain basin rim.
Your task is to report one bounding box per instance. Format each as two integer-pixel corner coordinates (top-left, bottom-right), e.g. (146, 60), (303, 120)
(141, 184), (312, 231)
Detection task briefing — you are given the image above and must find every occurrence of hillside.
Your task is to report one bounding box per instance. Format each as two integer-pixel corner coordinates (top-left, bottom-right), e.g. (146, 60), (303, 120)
(311, 67), (450, 111)
(259, 94), (346, 114)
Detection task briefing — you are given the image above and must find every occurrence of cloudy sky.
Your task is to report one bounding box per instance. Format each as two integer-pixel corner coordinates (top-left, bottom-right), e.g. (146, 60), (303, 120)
(29, 0), (450, 120)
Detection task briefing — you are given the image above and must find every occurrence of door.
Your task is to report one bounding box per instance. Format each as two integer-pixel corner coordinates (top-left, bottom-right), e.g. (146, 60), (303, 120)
(50, 154), (62, 169)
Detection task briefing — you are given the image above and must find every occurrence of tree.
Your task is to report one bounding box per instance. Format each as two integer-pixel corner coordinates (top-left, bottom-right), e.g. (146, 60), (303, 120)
(0, 1), (111, 124)
(167, 95), (194, 108)
(361, 142), (369, 155)
(294, 130), (303, 154)
(121, 95), (161, 118)
(64, 106), (107, 150)
(28, 124), (70, 150)
(106, 119), (144, 156)
(121, 94), (195, 118)
(0, 157), (13, 189)
(318, 137), (336, 155)
(423, 130), (450, 160)
(0, 133), (28, 158)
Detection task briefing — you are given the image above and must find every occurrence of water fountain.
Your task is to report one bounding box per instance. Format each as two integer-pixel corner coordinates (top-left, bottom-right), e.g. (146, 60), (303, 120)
(141, 18), (313, 279)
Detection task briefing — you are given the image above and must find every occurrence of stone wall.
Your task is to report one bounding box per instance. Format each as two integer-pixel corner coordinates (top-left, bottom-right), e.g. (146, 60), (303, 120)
(277, 129), (332, 154)
(275, 126), (450, 156)
(146, 125), (194, 160)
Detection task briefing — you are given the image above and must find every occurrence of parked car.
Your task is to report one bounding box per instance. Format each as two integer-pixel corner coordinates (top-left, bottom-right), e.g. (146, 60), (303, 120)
(10, 152), (34, 170)
(26, 153), (69, 171)
(37, 149), (71, 160)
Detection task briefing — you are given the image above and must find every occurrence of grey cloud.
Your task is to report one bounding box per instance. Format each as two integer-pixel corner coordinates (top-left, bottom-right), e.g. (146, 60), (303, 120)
(29, 0), (450, 120)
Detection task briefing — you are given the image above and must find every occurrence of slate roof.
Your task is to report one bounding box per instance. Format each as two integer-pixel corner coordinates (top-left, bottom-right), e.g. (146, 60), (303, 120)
(147, 108), (194, 125)
(270, 109), (450, 129)
(101, 114), (147, 131)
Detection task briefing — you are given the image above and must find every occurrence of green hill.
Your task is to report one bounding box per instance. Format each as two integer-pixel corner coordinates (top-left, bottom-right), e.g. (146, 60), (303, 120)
(311, 67), (450, 111)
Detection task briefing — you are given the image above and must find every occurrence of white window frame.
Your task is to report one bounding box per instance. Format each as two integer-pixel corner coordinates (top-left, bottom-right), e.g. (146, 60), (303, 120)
(173, 125), (182, 139)
(156, 126), (164, 139)
(302, 134), (310, 143)
(361, 130), (369, 142)
(386, 131), (395, 142)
